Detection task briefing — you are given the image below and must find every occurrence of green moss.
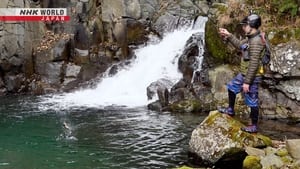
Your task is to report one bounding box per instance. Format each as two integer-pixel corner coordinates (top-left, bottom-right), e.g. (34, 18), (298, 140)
(256, 135), (272, 147)
(276, 148), (289, 157)
(168, 99), (202, 113)
(281, 155), (293, 163)
(205, 20), (231, 63)
(275, 0), (298, 17)
(204, 111), (271, 147)
(174, 166), (193, 169)
(294, 28), (300, 40)
(211, 3), (228, 14)
(267, 27), (300, 45)
(243, 155), (262, 169)
(269, 29), (293, 45)
(204, 110), (223, 126)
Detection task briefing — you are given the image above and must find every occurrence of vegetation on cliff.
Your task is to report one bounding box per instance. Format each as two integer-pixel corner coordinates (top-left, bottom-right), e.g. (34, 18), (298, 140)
(216, 0), (300, 44)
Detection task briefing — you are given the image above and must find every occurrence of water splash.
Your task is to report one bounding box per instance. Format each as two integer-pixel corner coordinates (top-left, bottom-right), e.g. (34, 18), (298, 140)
(40, 17), (208, 109)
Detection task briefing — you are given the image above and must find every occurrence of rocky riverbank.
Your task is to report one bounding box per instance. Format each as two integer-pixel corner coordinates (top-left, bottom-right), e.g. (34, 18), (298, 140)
(1, 0), (299, 120)
(184, 111), (300, 169)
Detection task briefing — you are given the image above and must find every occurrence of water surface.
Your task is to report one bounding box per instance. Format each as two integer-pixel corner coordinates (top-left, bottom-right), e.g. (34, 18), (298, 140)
(1, 96), (300, 169)
(0, 95), (203, 169)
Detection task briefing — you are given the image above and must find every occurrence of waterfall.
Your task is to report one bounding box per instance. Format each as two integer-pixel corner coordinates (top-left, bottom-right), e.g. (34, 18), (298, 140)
(41, 17), (208, 109)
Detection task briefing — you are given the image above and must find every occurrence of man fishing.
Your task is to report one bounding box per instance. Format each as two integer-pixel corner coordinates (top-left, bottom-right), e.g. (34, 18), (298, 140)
(218, 14), (266, 133)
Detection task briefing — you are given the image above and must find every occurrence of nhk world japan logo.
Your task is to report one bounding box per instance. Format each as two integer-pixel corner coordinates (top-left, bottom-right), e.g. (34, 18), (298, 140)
(0, 8), (70, 22)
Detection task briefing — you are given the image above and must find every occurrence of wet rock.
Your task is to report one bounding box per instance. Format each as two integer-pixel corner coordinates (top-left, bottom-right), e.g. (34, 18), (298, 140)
(146, 78), (173, 100)
(4, 74), (25, 92)
(178, 32), (204, 83)
(168, 99), (202, 113)
(147, 100), (162, 112)
(157, 87), (169, 107)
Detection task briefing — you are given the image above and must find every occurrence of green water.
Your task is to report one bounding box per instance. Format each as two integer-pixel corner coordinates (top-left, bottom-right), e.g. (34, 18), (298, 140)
(0, 96), (202, 169)
(0, 95), (299, 169)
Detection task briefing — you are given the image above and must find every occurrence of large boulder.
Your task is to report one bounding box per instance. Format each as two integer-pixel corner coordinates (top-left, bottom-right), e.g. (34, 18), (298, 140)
(259, 41), (300, 120)
(178, 32), (204, 82)
(189, 110), (272, 165)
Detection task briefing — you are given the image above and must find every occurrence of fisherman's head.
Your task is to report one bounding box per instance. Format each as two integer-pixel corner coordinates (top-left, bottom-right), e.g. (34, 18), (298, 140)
(240, 14), (261, 35)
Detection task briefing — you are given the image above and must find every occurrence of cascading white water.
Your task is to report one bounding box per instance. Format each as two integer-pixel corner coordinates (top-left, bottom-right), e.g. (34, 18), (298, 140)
(42, 17), (208, 109)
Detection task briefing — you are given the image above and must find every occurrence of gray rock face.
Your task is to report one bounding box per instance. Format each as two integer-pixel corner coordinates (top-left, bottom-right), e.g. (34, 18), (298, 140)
(270, 42), (300, 102)
(271, 42), (300, 77)
(259, 41), (300, 118)
(139, 0), (159, 19)
(37, 62), (64, 85)
(4, 74), (25, 92)
(152, 0), (204, 34)
(74, 23), (90, 50)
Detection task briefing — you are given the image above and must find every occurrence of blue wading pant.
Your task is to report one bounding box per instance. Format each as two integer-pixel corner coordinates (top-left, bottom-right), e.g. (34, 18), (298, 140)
(227, 73), (261, 107)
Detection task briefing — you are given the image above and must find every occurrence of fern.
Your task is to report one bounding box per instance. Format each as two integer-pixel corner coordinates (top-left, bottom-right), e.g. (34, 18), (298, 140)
(278, 2), (298, 16)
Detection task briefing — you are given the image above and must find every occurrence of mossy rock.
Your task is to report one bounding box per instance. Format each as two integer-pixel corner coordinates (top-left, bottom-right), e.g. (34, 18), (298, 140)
(256, 135), (273, 147)
(243, 155), (262, 169)
(268, 27), (300, 45)
(211, 2), (228, 14)
(269, 29), (293, 45)
(280, 155), (293, 164)
(205, 20), (232, 64)
(204, 111), (272, 148)
(189, 111), (272, 164)
(168, 99), (202, 113)
(294, 28), (300, 40)
(276, 148), (289, 157)
(174, 166), (193, 169)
